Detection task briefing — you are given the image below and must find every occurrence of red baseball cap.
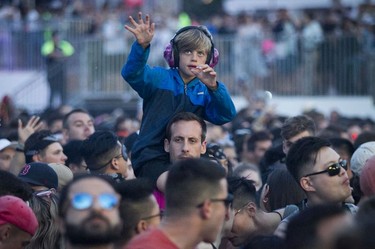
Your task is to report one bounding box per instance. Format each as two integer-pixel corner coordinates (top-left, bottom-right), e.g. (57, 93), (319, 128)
(0, 195), (38, 235)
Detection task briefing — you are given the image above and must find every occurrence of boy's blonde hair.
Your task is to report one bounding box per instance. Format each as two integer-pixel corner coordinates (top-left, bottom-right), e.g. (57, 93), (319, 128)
(173, 26), (213, 64)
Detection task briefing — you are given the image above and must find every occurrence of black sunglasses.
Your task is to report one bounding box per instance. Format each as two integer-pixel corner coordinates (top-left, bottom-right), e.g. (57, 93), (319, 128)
(197, 193), (233, 208)
(304, 160), (347, 177)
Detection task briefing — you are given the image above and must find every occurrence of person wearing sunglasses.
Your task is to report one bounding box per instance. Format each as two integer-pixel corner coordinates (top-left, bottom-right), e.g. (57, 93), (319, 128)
(58, 174), (122, 249)
(125, 158), (230, 249)
(274, 136), (357, 238)
(80, 130), (129, 182)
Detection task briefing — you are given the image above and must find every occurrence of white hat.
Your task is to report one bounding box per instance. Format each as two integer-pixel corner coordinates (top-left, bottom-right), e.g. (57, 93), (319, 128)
(47, 163), (73, 190)
(0, 139), (17, 151)
(351, 141), (375, 175)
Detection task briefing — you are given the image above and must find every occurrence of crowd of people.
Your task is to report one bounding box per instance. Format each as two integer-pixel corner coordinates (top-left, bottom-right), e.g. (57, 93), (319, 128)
(1, 3), (375, 249)
(1, 99), (375, 249)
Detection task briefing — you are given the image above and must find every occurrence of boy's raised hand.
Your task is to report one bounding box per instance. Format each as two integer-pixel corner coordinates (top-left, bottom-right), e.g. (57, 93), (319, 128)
(125, 12), (155, 49)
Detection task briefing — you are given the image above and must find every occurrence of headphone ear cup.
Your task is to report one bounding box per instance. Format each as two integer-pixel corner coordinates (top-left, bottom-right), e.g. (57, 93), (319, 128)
(163, 43), (174, 68)
(208, 48), (219, 68)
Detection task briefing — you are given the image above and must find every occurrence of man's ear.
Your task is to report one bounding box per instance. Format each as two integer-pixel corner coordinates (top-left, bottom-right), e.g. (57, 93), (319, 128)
(62, 128), (69, 142)
(282, 141), (288, 155)
(198, 200), (212, 219)
(111, 158), (119, 170)
(245, 202), (257, 217)
(300, 177), (316, 192)
(136, 220), (149, 234)
(200, 141), (207, 155)
(262, 184), (270, 203)
(164, 139), (170, 153)
(33, 153), (42, 162)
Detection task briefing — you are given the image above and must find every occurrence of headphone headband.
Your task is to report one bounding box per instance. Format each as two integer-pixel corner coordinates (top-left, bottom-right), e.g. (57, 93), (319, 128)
(163, 25), (219, 68)
(171, 26), (213, 44)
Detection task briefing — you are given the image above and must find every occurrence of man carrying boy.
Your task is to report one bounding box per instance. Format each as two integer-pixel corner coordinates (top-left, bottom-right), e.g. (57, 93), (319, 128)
(121, 12), (236, 184)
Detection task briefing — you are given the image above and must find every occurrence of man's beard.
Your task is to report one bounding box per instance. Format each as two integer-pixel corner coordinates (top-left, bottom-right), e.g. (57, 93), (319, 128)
(64, 213), (122, 246)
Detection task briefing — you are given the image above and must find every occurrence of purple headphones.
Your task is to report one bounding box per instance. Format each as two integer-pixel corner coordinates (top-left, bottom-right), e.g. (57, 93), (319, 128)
(163, 26), (219, 68)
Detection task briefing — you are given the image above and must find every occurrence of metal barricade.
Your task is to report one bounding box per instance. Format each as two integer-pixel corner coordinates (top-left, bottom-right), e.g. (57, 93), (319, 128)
(1, 18), (374, 112)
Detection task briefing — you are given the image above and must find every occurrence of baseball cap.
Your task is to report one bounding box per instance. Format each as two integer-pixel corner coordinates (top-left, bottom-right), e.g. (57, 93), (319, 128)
(360, 155), (375, 197)
(48, 163), (73, 190)
(18, 162), (58, 190)
(0, 195), (38, 235)
(351, 141), (375, 175)
(0, 139), (17, 151)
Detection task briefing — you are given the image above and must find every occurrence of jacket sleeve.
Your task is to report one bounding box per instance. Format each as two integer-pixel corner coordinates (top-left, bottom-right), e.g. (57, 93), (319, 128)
(121, 42), (153, 98)
(204, 82), (237, 125)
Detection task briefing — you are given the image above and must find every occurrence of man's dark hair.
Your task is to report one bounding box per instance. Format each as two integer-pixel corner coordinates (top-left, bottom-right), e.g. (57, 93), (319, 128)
(46, 113), (64, 128)
(165, 112), (207, 141)
(286, 136), (331, 182)
(0, 169), (33, 201)
(24, 129), (58, 163)
(115, 178), (155, 244)
(318, 125), (346, 139)
(80, 130), (120, 172)
(63, 140), (84, 166)
(246, 130), (272, 152)
(264, 167), (306, 211)
(63, 108), (91, 129)
(227, 176), (258, 209)
(354, 131), (375, 150)
(233, 163), (259, 178)
(165, 158), (226, 214)
(285, 204), (346, 249)
(280, 115), (316, 141)
(329, 138), (355, 158)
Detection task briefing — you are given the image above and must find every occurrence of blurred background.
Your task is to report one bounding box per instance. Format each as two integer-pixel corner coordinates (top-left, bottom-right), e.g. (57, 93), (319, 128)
(0, 0), (374, 119)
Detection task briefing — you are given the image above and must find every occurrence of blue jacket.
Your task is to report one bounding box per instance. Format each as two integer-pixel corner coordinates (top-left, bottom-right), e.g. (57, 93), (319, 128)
(121, 42), (236, 171)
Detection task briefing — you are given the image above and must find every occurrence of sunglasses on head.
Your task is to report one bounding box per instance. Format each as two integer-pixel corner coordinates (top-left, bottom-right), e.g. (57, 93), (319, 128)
(70, 192), (119, 210)
(34, 188), (56, 198)
(304, 160), (347, 177)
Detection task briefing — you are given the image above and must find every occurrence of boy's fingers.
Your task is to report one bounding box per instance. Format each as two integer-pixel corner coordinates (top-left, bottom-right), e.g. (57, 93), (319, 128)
(128, 16), (138, 27)
(145, 14), (150, 24)
(124, 25), (135, 33)
(138, 12), (144, 23)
